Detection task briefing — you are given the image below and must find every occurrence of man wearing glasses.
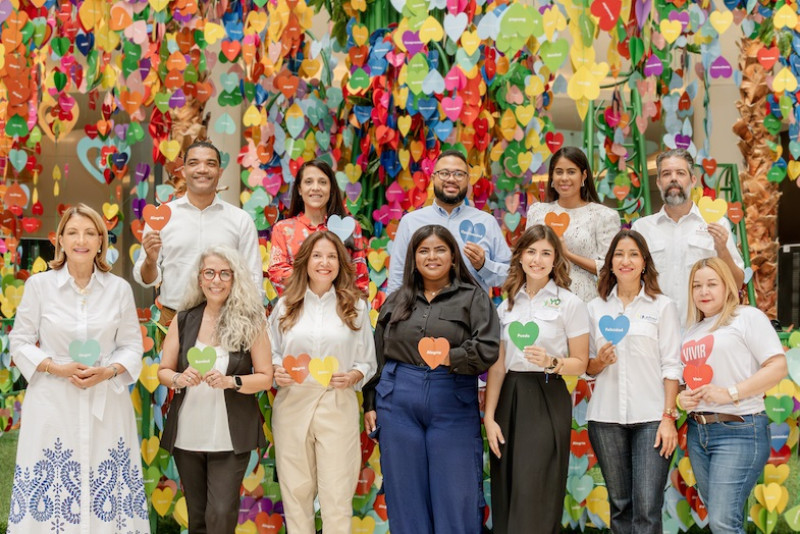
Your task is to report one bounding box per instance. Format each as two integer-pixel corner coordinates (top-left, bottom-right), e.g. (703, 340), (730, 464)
(133, 140), (263, 325)
(387, 149), (511, 294)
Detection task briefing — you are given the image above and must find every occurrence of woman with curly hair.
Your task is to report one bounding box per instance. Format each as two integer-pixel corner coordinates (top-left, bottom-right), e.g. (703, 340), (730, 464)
(158, 246), (273, 534)
(269, 231), (376, 534)
(484, 224), (589, 534)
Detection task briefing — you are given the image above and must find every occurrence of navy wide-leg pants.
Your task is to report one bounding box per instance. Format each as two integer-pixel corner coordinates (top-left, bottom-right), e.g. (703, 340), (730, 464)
(375, 360), (485, 534)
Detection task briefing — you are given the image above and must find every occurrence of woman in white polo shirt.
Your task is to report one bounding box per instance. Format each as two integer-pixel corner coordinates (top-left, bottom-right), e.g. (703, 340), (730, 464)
(678, 257), (786, 534)
(484, 224), (589, 534)
(586, 229), (682, 534)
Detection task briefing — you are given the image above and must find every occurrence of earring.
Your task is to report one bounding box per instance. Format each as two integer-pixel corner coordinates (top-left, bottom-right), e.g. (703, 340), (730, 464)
(642, 267), (646, 274)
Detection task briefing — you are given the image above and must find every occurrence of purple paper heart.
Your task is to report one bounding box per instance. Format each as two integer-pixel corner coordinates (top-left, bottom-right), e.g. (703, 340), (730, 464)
(238, 496), (256, 524)
(643, 55), (663, 77)
(114, 124), (128, 139)
(345, 182), (362, 202)
(403, 31), (425, 56)
(0, 0), (15, 25)
(675, 134), (692, 150)
(169, 89), (186, 109)
(132, 197), (147, 219)
(668, 10), (690, 30)
(134, 163), (150, 183)
(709, 56), (732, 79)
(138, 58), (152, 81)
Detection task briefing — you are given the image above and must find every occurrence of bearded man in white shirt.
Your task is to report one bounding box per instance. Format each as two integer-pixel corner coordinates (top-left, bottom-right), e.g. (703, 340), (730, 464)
(133, 140), (263, 324)
(631, 149), (744, 325)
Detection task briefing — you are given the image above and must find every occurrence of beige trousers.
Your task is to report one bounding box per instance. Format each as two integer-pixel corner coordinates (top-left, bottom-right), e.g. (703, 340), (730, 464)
(272, 385), (361, 534)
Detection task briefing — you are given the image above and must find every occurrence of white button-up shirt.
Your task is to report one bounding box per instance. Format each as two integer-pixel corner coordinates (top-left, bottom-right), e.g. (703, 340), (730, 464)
(586, 286), (682, 424)
(632, 203), (744, 326)
(268, 288), (377, 389)
(497, 281), (589, 372)
(132, 195), (263, 309)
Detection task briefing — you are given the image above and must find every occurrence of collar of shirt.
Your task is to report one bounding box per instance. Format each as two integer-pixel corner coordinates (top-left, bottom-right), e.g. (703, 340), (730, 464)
(607, 284), (654, 307)
(297, 212), (327, 231)
(512, 279), (560, 305)
(653, 202), (703, 225)
(55, 265), (108, 293)
(174, 193), (223, 213)
(304, 286), (337, 305)
(432, 200), (466, 218)
(414, 278), (471, 302)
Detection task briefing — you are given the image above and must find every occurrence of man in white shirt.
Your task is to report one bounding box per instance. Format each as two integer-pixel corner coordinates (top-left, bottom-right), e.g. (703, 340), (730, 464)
(387, 150), (511, 294)
(133, 141), (263, 323)
(632, 149), (744, 325)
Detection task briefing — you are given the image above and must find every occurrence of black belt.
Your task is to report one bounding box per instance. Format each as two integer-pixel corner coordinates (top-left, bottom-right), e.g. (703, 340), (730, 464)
(691, 412), (746, 424)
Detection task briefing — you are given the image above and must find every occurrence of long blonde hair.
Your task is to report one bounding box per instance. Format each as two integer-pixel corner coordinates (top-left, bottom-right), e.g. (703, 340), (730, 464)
(686, 257), (740, 330)
(181, 246), (265, 351)
(278, 231), (364, 332)
(50, 204), (111, 272)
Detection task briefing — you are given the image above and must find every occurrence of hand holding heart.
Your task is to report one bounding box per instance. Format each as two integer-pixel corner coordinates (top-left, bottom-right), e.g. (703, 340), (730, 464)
(68, 365), (108, 389)
(705, 223), (729, 255)
(677, 388), (703, 411)
(523, 345), (550, 367)
(329, 369), (364, 389)
(141, 231), (162, 262)
(692, 384), (736, 405)
(204, 369), (233, 390)
(595, 342), (617, 368)
(462, 242), (486, 270)
(273, 365), (295, 387)
(177, 366), (203, 388)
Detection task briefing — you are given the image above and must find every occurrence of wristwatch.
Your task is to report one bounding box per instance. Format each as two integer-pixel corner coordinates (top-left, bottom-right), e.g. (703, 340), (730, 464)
(728, 385), (740, 406)
(233, 375), (243, 391)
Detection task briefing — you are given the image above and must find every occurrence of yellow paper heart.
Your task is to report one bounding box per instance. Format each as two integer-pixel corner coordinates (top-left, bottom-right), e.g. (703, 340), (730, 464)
(395, 86), (409, 109)
(352, 516), (376, 534)
(660, 19), (682, 44)
(567, 66), (600, 101)
(102, 202), (120, 220)
(4, 285), (23, 309)
(461, 30), (481, 56)
(246, 11), (268, 34)
(78, 0), (104, 30)
(763, 464), (790, 486)
(542, 6), (567, 41)
(159, 140), (181, 162)
(709, 10), (733, 34)
(151, 487), (174, 517)
(367, 251), (389, 271)
(500, 109), (517, 141)
(570, 43), (595, 70)
(562, 375), (578, 393)
(398, 149), (411, 170)
(774, 4), (798, 30)
(32, 257), (48, 274)
(678, 456), (696, 487)
(575, 97), (590, 121)
(369, 282), (378, 302)
(697, 196), (728, 224)
(265, 279), (278, 302)
(515, 105), (535, 126)
(787, 422), (799, 449)
(204, 22), (226, 45)
(141, 435), (160, 465)
(242, 463), (265, 493)
(586, 486), (610, 525)
(352, 24), (369, 46)
(309, 356), (339, 387)
(788, 161), (800, 181)
(419, 16), (444, 42)
(773, 67), (798, 93)
(754, 483), (785, 513)
(139, 363), (160, 393)
(149, 0), (169, 11)
(525, 75), (545, 98)
(173, 496), (189, 528)
(242, 105), (263, 127)
(398, 116), (412, 137)
(369, 309), (379, 329)
(517, 153), (533, 173)
(750, 504), (765, 531)
(345, 163), (362, 183)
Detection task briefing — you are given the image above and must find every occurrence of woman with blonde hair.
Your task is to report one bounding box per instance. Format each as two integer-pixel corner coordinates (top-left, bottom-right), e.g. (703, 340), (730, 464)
(679, 257), (786, 534)
(269, 231), (376, 534)
(9, 204), (149, 533)
(159, 246), (272, 533)
(484, 224), (589, 534)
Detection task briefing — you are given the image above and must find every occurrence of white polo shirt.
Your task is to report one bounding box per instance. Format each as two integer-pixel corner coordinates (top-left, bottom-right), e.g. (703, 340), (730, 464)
(586, 286), (682, 424)
(631, 204), (744, 327)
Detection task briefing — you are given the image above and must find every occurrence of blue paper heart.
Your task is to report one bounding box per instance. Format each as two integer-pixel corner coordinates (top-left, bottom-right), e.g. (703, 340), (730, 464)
(770, 422), (790, 452)
(599, 315), (630, 345)
(327, 215), (356, 242)
(459, 220), (486, 244)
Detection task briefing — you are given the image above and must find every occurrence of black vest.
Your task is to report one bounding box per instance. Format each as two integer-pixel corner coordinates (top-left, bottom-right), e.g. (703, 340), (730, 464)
(161, 303), (267, 454)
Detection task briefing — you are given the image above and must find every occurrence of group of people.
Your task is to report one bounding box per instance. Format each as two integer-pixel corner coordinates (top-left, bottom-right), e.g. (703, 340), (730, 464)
(6, 141), (787, 534)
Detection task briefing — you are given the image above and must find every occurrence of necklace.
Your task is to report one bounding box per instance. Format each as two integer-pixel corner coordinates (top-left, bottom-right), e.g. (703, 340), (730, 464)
(425, 285), (447, 298)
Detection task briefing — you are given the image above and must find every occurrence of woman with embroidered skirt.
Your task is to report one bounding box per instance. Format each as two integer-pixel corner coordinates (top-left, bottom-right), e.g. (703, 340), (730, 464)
(526, 146), (620, 301)
(8, 204), (149, 533)
(268, 159), (368, 295)
(269, 231), (376, 534)
(158, 246), (272, 534)
(678, 258), (786, 534)
(484, 224), (589, 534)
(585, 229), (681, 534)
(363, 225), (500, 534)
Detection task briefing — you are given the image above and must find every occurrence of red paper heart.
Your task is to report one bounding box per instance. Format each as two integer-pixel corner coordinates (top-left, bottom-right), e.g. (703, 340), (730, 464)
(570, 429), (590, 457)
(255, 511), (283, 533)
(283, 354), (311, 384)
(355, 467), (375, 495)
(590, 0), (621, 31)
(142, 204), (172, 231)
(545, 131), (564, 153)
(417, 337), (449, 369)
(683, 363), (714, 389)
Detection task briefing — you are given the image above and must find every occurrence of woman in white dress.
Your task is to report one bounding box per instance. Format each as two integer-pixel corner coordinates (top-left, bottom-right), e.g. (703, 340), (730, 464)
(526, 146), (620, 301)
(8, 204), (149, 533)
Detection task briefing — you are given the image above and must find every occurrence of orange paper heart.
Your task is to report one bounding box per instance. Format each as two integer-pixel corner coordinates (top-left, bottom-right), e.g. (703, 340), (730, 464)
(417, 337), (449, 369)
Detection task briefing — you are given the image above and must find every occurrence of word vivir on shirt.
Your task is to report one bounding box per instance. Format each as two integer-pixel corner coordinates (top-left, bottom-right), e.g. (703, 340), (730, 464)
(682, 344), (708, 362)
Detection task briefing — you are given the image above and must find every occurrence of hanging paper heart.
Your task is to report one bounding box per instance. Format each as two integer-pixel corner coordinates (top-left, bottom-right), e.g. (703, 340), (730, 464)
(77, 137), (108, 184)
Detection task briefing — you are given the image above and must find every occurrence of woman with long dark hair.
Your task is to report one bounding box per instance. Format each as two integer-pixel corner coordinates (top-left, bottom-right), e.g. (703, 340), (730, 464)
(362, 224), (499, 534)
(268, 159), (368, 294)
(484, 224), (589, 533)
(526, 146), (619, 301)
(269, 231), (376, 533)
(586, 229), (681, 534)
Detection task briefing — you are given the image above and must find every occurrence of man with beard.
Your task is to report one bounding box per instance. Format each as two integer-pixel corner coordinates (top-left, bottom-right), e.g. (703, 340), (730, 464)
(632, 149), (744, 325)
(386, 149), (511, 294)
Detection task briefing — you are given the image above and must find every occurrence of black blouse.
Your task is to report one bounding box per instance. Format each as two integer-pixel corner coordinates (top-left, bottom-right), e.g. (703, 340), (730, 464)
(362, 279), (500, 411)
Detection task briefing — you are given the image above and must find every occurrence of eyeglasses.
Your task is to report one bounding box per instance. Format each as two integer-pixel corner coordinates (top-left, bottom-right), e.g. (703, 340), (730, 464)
(201, 269), (233, 282)
(433, 169), (469, 182)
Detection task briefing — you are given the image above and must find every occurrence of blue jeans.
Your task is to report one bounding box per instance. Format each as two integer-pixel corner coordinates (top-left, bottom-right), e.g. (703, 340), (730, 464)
(687, 413), (770, 534)
(587, 421), (670, 534)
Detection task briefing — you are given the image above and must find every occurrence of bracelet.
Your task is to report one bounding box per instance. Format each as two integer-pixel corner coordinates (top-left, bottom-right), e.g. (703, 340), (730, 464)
(108, 365), (118, 380)
(662, 408), (678, 420)
(44, 360), (52, 374)
(675, 393), (684, 412)
(171, 372), (183, 389)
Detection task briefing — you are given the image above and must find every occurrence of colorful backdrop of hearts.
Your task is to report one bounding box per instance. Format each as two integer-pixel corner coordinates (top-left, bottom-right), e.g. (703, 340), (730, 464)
(2, 0), (800, 532)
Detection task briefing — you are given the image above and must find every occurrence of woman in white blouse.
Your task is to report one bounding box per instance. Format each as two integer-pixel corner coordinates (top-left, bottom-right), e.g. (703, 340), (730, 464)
(8, 204), (149, 533)
(269, 231), (377, 534)
(678, 258), (786, 534)
(526, 146), (620, 302)
(484, 224), (589, 534)
(158, 246), (272, 533)
(586, 229), (681, 534)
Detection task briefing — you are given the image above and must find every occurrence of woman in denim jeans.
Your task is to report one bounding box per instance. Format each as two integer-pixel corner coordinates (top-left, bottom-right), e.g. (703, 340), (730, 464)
(585, 230), (682, 534)
(679, 258), (787, 534)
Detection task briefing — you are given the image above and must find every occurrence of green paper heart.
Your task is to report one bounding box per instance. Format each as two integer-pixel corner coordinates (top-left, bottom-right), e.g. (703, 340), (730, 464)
(630, 36), (644, 66)
(764, 395), (794, 423)
(194, 29), (208, 49)
(763, 114), (782, 136)
(405, 55), (428, 95)
(142, 466), (161, 494)
(285, 138), (305, 159)
(578, 13), (594, 47)
(779, 95), (793, 119)
(502, 3), (534, 37)
(675, 499), (694, 528)
(153, 92), (170, 113)
(346, 198), (362, 214)
(53, 71), (67, 92)
(757, 507), (778, 534)
(508, 321), (539, 351)
(5, 114), (29, 137)
(767, 165), (786, 183)
(789, 332), (800, 348)
(20, 22), (35, 46)
(784, 504), (800, 531)
(27, 126), (42, 145)
(69, 339), (101, 366)
(122, 56), (139, 79)
(540, 38), (569, 72)
(218, 90), (242, 107)
(32, 18), (48, 47)
(187, 346), (217, 375)
(127, 122), (145, 144)
(184, 65), (198, 84)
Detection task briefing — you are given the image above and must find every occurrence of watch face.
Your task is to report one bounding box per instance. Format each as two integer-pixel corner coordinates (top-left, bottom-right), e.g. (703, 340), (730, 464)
(234, 376), (243, 388)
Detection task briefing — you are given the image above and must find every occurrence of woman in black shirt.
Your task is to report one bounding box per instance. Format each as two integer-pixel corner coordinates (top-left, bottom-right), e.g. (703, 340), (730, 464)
(363, 224), (500, 534)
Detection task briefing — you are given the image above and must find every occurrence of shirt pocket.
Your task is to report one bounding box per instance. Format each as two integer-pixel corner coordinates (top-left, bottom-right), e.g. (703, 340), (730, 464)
(530, 308), (562, 344)
(686, 232), (715, 269)
(647, 238), (667, 265)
